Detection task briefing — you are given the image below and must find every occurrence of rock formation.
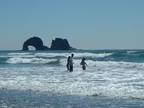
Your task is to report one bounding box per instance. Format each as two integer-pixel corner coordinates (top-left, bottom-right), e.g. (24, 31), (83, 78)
(22, 37), (73, 51)
(50, 38), (72, 50)
(22, 37), (49, 51)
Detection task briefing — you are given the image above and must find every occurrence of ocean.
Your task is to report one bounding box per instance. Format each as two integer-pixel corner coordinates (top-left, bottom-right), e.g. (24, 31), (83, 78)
(0, 50), (144, 108)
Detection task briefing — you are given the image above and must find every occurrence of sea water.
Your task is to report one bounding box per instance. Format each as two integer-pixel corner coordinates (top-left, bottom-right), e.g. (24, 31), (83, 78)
(0, 50), (144, 108)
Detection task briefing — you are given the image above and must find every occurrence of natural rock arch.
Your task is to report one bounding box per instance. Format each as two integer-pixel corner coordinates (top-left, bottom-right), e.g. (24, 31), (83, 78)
(22, 37), (48, 51)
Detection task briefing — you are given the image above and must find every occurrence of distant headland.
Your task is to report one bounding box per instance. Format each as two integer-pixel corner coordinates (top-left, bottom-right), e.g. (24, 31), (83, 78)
(22, 37), (74, 51)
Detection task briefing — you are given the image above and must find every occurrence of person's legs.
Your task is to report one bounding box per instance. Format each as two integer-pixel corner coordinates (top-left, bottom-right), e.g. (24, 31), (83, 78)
(82, 65), (86, 70)
(66, 63), (70, 71)
(70, 65), (73, 72)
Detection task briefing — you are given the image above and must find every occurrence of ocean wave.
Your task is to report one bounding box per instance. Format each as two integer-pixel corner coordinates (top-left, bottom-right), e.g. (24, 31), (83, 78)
(1, 50), (144, 100)
(1, 66), (144, 99)
(35, 52), (112, 58)
(0, 57), (9, 64)
(1, 58), (144, 99)
(0, 51), (144, 65)
(2, 56), (144, 69)
(0, 52), (112, 64)
(6, 57), (59, 64)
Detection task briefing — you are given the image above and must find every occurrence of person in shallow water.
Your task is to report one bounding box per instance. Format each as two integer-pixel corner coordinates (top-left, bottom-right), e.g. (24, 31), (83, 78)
(80, 57), (87, 70)
(66, 56), (71, 71)
(67, 54), (74, 72)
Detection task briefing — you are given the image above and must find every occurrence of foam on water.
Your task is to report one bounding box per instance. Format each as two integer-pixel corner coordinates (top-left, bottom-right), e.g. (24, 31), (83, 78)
(73, 52), (112, 58)
(1, 60), (144, 99)
(35, 52), (112, 58)
(6, 57), (58, 64)
(1, 52), (112, 65)
(7, 52), (34, 57)
(1, 51), (144, 100)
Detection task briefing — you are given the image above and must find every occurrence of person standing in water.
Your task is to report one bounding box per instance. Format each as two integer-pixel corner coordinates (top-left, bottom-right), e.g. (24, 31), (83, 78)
(69, 53), (74, 72)
(80, 57), (87, 70)
(66, 56), (71, 71)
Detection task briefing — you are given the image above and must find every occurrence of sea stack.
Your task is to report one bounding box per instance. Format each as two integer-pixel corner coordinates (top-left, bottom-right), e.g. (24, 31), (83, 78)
(22, 37), (73, 51)
(50, 38), (72, 50)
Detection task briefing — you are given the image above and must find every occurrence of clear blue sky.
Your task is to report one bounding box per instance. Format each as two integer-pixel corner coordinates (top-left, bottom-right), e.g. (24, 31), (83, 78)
(0, 0), (144, 50)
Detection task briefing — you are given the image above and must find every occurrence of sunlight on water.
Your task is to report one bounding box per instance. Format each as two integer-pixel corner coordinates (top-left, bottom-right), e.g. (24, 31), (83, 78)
(1, 50), (144, 107)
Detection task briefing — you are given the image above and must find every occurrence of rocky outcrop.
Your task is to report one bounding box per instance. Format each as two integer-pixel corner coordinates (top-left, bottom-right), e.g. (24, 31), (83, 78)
(50, 38), (72, 50)
(22, 37), (49, 51)
(22, 37), (73, 51)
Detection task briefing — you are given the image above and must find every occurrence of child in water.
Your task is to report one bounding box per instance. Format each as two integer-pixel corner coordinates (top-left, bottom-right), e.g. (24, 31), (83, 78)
(80, 57), (87, 70)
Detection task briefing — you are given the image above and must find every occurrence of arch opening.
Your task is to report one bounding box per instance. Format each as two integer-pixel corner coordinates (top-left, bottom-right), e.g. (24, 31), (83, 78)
(28, 46), (36, 51)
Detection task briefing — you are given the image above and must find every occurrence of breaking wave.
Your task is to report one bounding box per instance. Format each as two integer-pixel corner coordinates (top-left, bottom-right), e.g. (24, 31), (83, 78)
(0, 52), (112, 65)
(0, 50), (144, 65)
(1, 50), (144, 99)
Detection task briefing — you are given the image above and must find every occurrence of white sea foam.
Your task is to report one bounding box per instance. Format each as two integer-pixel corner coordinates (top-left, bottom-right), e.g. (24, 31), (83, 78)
(35, 52), (112, 58)
(8, 52), (34, 57)
(127, 50), (141, 54)
(1, 60), (144, 99)
(1, 51), (144, 99)
(5, 52), (112, 65)
(75, 52), (112, 58)
(6, 57), (58, 64)
(35, 53), (70, 58)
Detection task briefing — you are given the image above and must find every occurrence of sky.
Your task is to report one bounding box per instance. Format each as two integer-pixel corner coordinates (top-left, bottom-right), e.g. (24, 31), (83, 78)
(0, 0), (144, 50)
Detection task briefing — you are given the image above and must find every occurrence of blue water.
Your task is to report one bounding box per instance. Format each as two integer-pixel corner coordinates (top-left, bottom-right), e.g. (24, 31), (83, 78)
(0, 50), (144, 108)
